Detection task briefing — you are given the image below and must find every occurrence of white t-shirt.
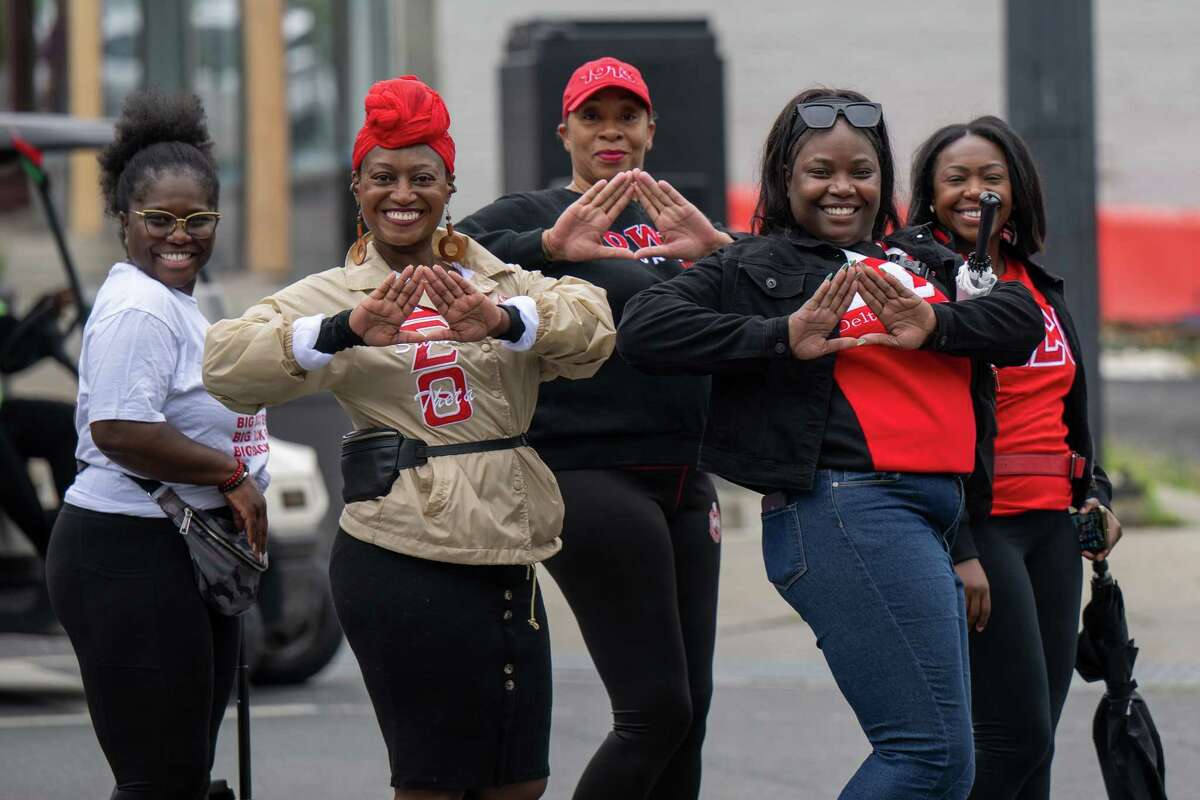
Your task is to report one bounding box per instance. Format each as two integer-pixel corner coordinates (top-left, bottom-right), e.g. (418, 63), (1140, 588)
(66, 263), (270, 517)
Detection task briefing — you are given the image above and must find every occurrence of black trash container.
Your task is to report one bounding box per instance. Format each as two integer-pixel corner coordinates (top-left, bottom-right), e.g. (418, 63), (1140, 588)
(500, 18), (727, 223)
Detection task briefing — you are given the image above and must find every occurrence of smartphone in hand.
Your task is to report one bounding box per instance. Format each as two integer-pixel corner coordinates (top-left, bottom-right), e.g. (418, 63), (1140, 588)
(1072, 507), (1108, 554)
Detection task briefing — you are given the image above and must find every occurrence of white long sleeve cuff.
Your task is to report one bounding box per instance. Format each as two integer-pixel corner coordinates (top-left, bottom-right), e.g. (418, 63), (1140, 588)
(292, 313), (335, 371)
(500, 296), (539, 352)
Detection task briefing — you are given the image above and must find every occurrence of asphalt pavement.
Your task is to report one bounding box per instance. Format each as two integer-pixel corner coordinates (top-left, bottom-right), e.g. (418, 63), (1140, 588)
(3, 517), (1198, 799)
(1, 248), (1197, 796)
(1106, 377), (1200, 463)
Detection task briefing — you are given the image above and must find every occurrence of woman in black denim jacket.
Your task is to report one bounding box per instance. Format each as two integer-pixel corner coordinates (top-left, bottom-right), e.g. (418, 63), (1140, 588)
(618, 88), (1042, 799)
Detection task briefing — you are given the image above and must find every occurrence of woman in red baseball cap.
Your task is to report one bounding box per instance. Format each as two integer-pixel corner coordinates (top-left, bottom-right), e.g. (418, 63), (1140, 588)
(204, 75), (615, 800)
(458, 56), (732, 800)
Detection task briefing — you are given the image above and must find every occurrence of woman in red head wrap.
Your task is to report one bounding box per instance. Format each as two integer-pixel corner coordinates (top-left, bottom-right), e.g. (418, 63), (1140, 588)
(349, 75), (464, 266)
(204, 76), (616, 800)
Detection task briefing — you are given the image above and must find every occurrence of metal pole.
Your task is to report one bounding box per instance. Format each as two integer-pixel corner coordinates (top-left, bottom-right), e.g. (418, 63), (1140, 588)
(141, 0), (192, 92)
(5, 0), (35, 110)
(1, 1), (35, 210)
(1006, 0), (1103, 453)
(33, 174), (91, 331)
(237, 617), (252, 799)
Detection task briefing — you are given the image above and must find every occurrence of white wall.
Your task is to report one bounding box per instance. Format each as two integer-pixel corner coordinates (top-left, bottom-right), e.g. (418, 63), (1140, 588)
(428, 0), (1198, 218)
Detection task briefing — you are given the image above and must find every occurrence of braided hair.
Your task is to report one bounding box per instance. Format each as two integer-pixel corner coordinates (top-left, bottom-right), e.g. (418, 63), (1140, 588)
(97, 89), (219, 218)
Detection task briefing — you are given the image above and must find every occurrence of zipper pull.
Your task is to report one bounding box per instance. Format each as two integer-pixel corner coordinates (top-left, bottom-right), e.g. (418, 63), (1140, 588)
(181, 507), (193, 536)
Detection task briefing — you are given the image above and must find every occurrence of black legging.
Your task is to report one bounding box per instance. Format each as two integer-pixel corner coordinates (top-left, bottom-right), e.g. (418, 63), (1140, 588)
(544, 467), (721, 800)
(967, 509), (1082, 800)
(45, 503), (239, 800)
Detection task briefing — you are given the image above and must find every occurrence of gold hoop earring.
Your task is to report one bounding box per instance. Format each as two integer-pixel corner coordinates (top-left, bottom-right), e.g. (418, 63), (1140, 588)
(436, 206), (468, 262)
(351, 209), (372, 265)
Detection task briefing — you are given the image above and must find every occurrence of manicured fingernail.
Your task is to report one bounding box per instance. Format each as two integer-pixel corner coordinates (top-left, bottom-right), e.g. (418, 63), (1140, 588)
(824, 272), (833, 282)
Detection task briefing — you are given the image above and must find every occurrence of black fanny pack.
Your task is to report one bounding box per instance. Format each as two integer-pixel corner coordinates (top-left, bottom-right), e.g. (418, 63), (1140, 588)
(128, 475), (267, 616)
(76, 461), (267, 616)
(340, 428), (530, 504)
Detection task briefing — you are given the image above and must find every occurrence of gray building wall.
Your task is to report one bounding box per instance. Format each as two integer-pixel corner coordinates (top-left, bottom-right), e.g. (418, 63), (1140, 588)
(429, 1), (1199, 219)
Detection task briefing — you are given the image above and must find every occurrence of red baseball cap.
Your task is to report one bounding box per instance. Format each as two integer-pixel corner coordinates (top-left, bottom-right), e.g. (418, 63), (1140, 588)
(561, 57), (653, 119)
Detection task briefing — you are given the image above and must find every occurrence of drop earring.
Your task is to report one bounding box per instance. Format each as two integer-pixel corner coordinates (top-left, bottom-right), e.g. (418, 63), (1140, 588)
(436, 206), (468, 262)
(351, 208), (372, 265)
(1002, 221), (1018, 246)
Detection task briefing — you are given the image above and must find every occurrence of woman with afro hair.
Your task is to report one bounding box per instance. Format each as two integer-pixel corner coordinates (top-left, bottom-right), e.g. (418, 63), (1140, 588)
(45, 89), (269, 799)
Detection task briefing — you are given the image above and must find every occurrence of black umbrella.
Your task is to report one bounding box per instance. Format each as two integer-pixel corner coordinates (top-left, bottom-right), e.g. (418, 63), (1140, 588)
(1076, 559), (1168, 799)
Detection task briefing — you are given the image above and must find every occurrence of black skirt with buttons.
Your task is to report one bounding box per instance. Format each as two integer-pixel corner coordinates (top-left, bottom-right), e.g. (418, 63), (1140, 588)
(329, 529), (551, 791)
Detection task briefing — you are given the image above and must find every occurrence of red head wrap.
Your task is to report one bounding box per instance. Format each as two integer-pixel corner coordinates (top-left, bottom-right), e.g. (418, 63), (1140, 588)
(351, 76), (456, 175)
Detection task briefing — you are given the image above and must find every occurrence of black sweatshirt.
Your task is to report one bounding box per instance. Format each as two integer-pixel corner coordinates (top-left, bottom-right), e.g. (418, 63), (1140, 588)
(458, 188), (709, 470)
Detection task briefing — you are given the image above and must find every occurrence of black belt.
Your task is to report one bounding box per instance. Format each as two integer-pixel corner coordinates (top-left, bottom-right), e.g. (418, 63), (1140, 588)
(412, 434), (529, 462)
(340, 428), (530, 503)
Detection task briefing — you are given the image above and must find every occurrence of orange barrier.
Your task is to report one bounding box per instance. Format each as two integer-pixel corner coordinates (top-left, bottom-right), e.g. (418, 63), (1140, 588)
(726, 186), (757, 235)
(1097, 207), (1200, 325)
(725, 186), (1200, 325)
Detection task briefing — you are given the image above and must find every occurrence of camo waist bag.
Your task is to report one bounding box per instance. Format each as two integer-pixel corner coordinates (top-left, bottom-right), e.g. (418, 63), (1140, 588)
(128, 475), (268, 616)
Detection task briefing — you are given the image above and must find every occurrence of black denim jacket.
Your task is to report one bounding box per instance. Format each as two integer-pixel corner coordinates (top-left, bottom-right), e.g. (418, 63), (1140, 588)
(617, 224), (1044, 554)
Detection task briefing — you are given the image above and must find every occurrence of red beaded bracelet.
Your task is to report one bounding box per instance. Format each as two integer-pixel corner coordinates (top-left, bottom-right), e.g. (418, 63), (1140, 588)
(218, 460), (248, 493)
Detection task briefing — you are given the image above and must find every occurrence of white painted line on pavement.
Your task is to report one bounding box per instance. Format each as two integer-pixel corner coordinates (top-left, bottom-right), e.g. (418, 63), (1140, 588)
(0, 712), (92, 729)
(0, 659), (83, 691)
(0, 696), (382, 732)
(239, 703), (321, 719)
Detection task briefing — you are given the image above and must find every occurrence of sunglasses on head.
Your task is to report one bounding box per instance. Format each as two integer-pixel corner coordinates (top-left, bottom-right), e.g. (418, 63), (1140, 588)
(790, 101), (883, 137)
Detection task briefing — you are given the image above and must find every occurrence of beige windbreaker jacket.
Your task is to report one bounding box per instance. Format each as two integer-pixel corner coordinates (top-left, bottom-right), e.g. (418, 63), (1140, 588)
(203, 229), (614, 565)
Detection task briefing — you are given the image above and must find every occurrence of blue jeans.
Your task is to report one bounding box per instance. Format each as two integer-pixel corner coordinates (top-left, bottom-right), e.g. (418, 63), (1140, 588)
(762, 470), (974, 800)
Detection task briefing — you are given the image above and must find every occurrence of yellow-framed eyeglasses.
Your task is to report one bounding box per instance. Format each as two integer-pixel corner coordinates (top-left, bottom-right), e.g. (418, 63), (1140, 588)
(131, 209), (222, 239)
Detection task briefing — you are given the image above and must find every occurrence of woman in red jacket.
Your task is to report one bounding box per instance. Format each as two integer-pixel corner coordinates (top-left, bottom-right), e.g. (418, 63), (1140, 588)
(908, 115), (1123, 800)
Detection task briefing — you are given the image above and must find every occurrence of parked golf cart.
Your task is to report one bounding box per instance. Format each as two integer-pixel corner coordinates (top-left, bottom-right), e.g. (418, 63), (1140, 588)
(0, 111), (342, 684)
